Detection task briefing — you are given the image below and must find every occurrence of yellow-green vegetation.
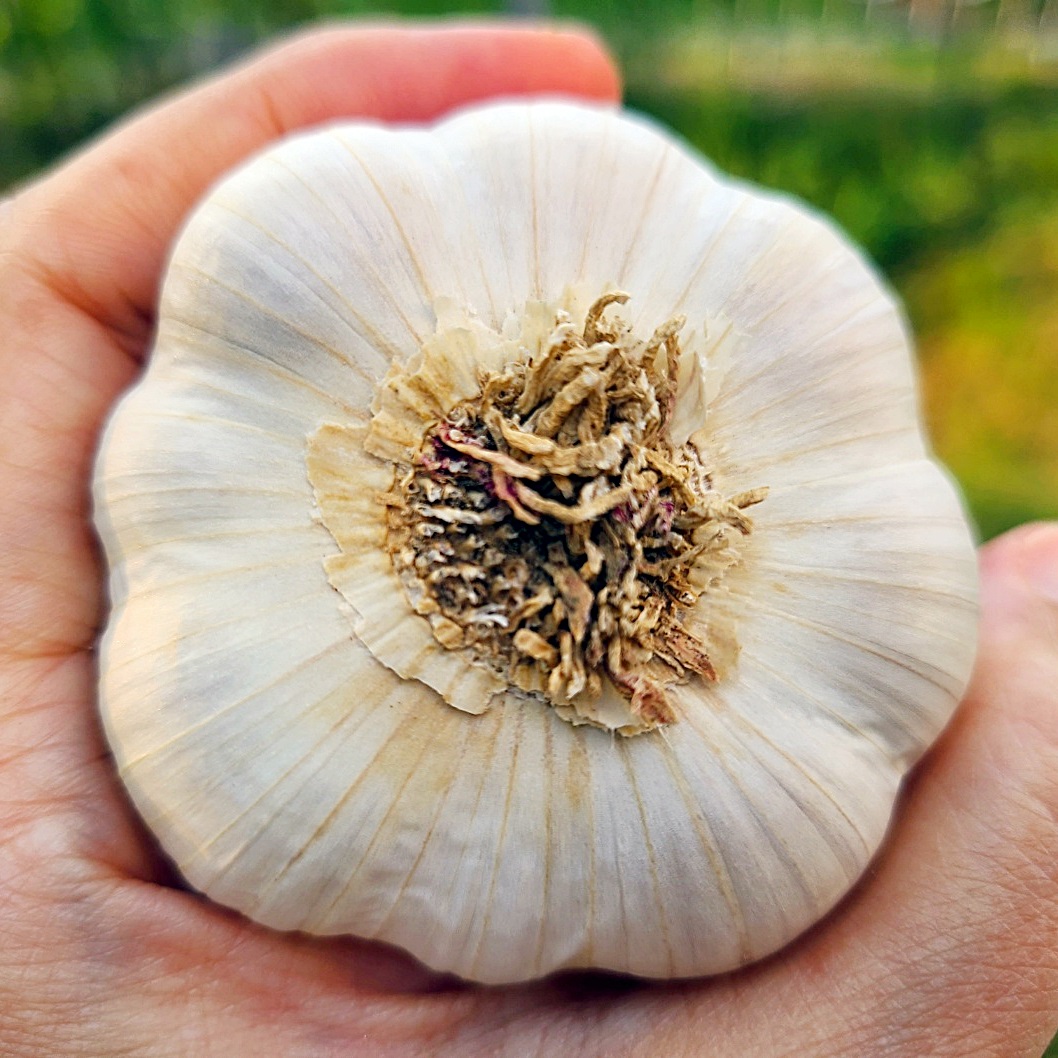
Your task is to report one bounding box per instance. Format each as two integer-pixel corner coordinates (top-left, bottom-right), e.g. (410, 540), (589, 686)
(908, 209), (1058, 540)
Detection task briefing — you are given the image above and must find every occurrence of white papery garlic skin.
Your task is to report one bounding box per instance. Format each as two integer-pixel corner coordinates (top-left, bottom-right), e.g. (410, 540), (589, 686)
(94, 100), (979, 984)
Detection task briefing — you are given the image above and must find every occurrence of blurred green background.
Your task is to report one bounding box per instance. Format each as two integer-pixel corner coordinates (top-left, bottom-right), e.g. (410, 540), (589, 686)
(3, 0), (1058, 544)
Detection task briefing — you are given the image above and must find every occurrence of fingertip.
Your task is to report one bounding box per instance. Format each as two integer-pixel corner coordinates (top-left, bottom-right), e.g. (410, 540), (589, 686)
(976, 522), (1058, 677)
(980, 520), (1058, 608)
(517, 22), (624, 102)
(255, 20), (623, 124)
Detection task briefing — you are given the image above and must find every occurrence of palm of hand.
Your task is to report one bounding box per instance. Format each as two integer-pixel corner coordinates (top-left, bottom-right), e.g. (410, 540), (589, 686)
(2, 25), (1057, 1058)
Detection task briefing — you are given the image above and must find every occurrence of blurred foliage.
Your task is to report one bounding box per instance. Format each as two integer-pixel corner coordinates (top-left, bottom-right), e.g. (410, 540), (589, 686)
(2, 0), (1057, 540)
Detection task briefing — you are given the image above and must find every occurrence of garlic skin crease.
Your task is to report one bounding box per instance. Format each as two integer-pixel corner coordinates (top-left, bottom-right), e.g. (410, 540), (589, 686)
(94, 100), (979, 985)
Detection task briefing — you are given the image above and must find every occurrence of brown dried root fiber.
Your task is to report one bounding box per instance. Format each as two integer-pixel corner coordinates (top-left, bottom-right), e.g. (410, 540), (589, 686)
(383, 294), (765, 731)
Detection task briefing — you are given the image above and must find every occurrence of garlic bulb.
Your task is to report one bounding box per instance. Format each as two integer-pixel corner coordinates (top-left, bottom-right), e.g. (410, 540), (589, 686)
(94, 100), (979, 984)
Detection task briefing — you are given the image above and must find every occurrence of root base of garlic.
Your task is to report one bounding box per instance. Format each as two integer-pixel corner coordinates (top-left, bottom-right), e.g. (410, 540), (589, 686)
(373, 293), (767, 733)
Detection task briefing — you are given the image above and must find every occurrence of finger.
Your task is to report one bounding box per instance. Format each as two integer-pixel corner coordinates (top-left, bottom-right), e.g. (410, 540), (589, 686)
(8, 22), (620, 346)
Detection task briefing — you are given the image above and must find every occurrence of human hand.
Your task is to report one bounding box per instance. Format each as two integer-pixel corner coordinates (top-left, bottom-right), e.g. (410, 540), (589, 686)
(2, 21), (1057, 1057)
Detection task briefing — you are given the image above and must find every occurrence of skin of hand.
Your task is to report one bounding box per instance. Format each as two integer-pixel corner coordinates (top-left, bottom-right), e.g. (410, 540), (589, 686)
(1, 21), (1057, 1058)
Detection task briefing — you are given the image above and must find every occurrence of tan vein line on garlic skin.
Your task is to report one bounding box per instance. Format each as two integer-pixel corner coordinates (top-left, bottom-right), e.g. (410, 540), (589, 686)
(703, 262), (882, 406)
(723, 302), (905, 412)
(531, 712), (555, 974)
(364, 640), (437, 685)
(666, 210), (839, 379)
(107, 512), (315, 554)
(615, 147), (678, 319)
(161, 319), (363, 419)
(528, 109), (541, 301)
(471, 705), (527, 980)
(761, 480), (969, 507)
(432, 704), (505, 955)
(668, 193), (752, 311)
(735, 424), (916, 478)
(618, 742), (677, 977)
(753, 560), (979, 606)
(764, 511), (971, 531)
(121, 525), (318, 548)
(720, 701), (874, 866)
(143, 408), (309, 447)
(570, 726), (599, 967)
(739, 574), (975, 652)
(333, 137), (436, 310)
(200, 204), (399, 387)
(701, 207), (802, 307)
(630, 185), (723, 342)
(265, 698), (422, 927)
(435, 657), (484, 701)
(118, 634), (353, 774)
(736, 405), (920, 464)
(164, 356), (368, 427)
(705, 730), (819, 925)
(370, 712), (476, 940)
(573, 115), (614, 281)
(655, 728), (752, 964)
(715, 325), (897, 425)
(104, 553), (311, 602)
(755, 461), (952, 500)
(125, 656), (373, 866)
(714, 330), (907, 426)
(106, 582), (322, 677)
(715, 749), (821, 914)
(100, 513), (316, 547)
(730, 752), (870, 901)
(263, 155), (428, 351)
(465, 111), (520, 313)
(726, 588), (967, 695)
(171, 263), (375, 383)
(737, 649), (893, 757)
(103, 482), (308, 499)
(271, 708), (440, 927)
(596, 734), (633, 972)
(433, 145), (496, 321)
(708, 315), (736, 352)
(194, 674), (391, 879)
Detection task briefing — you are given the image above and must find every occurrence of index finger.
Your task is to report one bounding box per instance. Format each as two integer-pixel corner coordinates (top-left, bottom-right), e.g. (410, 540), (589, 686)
(9, 22), (620, 345)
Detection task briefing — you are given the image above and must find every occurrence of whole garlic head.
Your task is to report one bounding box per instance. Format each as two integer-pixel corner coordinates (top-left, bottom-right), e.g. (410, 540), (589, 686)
(94, 100), (979, 984)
